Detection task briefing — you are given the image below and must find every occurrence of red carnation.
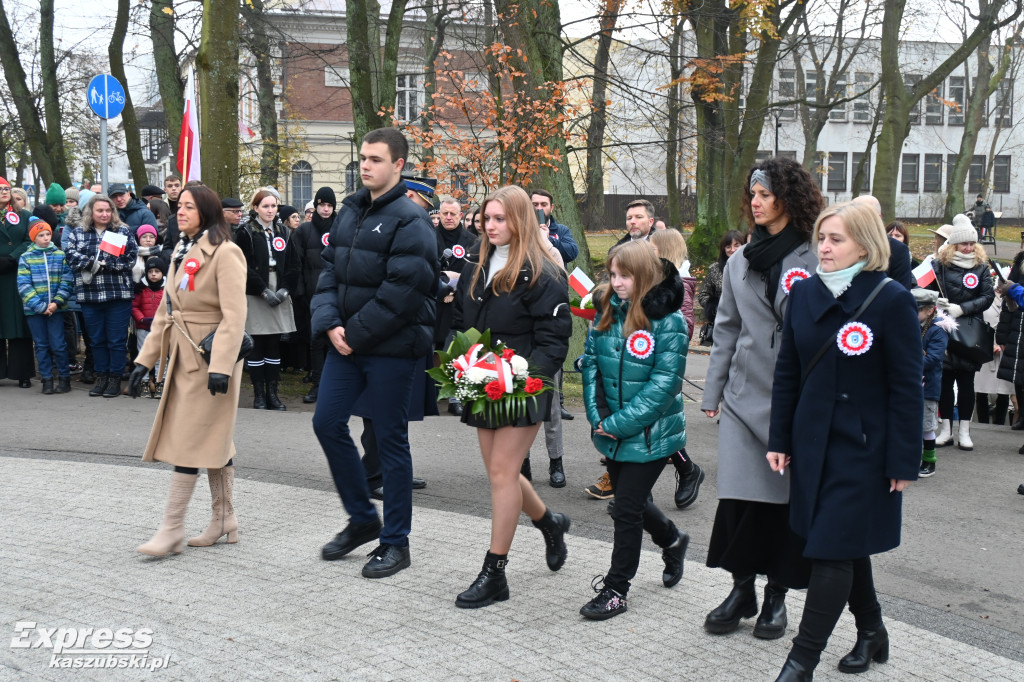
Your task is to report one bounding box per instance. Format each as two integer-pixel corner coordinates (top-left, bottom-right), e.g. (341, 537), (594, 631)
(525, 377), (543, 394)
(485, 380), (504, 401)
(501, 348), (516, 361)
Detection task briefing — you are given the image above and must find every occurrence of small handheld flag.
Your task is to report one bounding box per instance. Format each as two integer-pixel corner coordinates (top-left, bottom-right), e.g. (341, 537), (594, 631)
(568, 267), (595, 298)
(99, 231), (128, 257)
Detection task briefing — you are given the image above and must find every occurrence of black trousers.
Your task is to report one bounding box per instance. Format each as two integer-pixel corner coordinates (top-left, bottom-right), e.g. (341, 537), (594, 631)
(939, 368), (976, 421)
(360, 417), (383, 489)
(247, 333), (282, 382)
(789, 557), (883, 668)
(0, 337), (34, 380)
(976, 392), (1009, 424)
(604, 458), (678, 595)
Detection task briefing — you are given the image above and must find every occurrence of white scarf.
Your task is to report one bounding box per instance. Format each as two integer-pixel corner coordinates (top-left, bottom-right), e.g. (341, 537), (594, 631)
(816, 260), (867, 298)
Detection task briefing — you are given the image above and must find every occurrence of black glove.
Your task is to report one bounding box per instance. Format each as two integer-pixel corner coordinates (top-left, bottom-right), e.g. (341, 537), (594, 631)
(261, 287), (281, 306)
(0, 255), (16, 274)
(275, 288), (290, 302)
(128, 364), (151, 398)
(208, 373), (230, 396)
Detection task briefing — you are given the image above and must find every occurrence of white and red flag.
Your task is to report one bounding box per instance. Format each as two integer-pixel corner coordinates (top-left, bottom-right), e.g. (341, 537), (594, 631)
(913, 255), (936, 288)
(568, 267), (595, 298)
(99, 231), (128, 257)
(177, 69), (201, 182)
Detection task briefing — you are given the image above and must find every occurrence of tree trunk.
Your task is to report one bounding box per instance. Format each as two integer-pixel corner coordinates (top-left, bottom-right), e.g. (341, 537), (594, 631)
(242, 0), (280, 187)
(664, 20), (685, 229)
(580, 0), (621, 233)
(150, 0), (184, 173)
(109, 0), (148, 188)
(346, 0), (408, 142)
(419, 0), (448, 167)
(39, 0), (71, 186)
(196, 0), (240, 198)
(851, 86), (884, 198)
(0, 0), (58, 185)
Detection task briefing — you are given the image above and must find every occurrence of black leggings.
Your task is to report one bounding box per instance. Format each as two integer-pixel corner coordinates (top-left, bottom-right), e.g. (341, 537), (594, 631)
(939, 368), (976, 422)
(175, 459), (233, 475)
(976, 393), (1009, 424)
(789, 557), (882, 668)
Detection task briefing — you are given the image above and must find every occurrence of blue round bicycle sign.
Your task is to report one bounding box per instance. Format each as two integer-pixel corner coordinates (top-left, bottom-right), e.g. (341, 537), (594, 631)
(87, 74), (126, 119)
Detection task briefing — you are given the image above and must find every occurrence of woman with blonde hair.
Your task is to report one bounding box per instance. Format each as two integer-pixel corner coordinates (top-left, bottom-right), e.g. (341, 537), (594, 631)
(450, 185), (573, 608)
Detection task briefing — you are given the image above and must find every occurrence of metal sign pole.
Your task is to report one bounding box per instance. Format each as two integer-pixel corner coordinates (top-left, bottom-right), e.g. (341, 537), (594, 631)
(100, 118), (108, 194)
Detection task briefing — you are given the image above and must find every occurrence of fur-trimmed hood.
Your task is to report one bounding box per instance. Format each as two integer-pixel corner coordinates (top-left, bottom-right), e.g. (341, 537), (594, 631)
(933, 309), (958, 333)
(640, 259), (685, 320)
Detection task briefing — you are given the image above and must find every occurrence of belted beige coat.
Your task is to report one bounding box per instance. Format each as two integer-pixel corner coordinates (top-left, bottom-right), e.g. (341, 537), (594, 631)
(137, 233), (247, 468)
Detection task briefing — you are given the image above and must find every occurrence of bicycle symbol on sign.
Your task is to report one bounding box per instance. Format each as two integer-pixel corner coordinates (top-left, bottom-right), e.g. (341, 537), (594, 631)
(108, 91), (125, 105)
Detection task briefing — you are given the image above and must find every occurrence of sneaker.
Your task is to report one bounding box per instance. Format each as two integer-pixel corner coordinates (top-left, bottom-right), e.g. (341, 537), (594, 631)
(580, 576), (628, 621)
(68, 362), (83, 375)
(584, 472), (614, 500)
(662, 530), (690, 588)
(918, 461), (936, 478)
(361, 543), (411, 578)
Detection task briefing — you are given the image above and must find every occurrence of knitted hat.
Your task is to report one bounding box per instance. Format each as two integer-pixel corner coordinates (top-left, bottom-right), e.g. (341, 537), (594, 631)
(314, 186), (337, 208)
(278, 205), (299, 224)
(136, 224), (158, 240)
(145, 256), (167, 275)
(32, 204), (60, 229)
(947, 213), (978, 245)
(912, 288), (939, 308)
(0, 177), (9, 187)
(65, 187), (80, 203)
(45, 182), (66, 205)
(77, 189), (95, 208)
(29, 217), (51, 242)
(304, 200), (314, 212)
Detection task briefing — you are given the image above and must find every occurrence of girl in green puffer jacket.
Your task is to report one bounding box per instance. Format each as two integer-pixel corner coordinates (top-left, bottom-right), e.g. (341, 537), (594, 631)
(579, 241), (691, 621)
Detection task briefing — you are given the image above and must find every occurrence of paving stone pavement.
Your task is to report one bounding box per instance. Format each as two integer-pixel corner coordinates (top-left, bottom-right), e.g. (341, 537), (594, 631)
(3, 457), (1022, 681)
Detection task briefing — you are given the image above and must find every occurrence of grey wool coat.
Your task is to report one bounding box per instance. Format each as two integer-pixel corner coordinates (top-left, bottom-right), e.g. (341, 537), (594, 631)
(701, 240), (818, 504)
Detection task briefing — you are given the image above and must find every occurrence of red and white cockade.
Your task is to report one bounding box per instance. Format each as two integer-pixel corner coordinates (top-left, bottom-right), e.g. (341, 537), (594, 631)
(836, 322), (873, 356)
(626, 330), (655, 360)
(782, 267), (811, 295)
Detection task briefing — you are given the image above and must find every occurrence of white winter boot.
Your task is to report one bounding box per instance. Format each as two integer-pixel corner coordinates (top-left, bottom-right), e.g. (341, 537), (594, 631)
(935, 419), (953, 447)
(958, 420), (973, 451)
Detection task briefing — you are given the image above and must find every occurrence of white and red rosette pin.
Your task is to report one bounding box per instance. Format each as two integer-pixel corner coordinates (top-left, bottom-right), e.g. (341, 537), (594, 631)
(452, 244), (466, 259)
(321, 233), (330, 247)
(5, 210), (19, 225)
(626, 330), (655, 359)
(836, 322), (873, 356)
(782, 267), (811, 295)
(180, 258), (201, 292)
(962, 272), (980, 289)
(272, 236), (287, 252)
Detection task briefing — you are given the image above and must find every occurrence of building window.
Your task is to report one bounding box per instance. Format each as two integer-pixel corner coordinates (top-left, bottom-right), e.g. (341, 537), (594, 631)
(829, 74), (848, 121)
(994, 81), (1013, 127)
(777, 69), (796, 119)
(345, 160), (359, 194)
(949, 76), (966, 125)
(851, 152), (870, 194)
(994, 155), (1011, 193)
(325, 65), (349, 88)
(925, 83), (944, 125)
(452, 165), (470, 199)
(754, 150), (772, 165)
(901, 154), (919, 193)
(853, 72), (873, 123)
(906, 74), (922, 125)
(968, 155), (986, 194)
(827, 152), (847, 192)
(924, 154), (943, 192)
(737, 71), (747, 112)
(291, 160), (312, 208)
(395, 74), (422, 122)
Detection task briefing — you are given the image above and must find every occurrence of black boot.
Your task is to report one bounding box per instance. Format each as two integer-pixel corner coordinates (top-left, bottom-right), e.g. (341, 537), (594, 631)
(704, 574), (758, 634)
(520, 456), (532, 481)
(674, 463), (706, 509)
(41, 378), (54, 395)
(302, 382), (318, 404)
(266, 381), (287, 410)
(252, 382), (267, 409)
(753, 579), (788, 639)
(56, 376), (71, 394)
(88, 373), (109, 397)
(548, 457), (566, 488)
(103, 374), (122, 398)
(455, 552), (509, 608)
(837, 626), (889, 673)
(531, 509), (570, 571)
(81, 366), (95, 383)
(774, 657), (814, 682)
(661, 527), (690, 588)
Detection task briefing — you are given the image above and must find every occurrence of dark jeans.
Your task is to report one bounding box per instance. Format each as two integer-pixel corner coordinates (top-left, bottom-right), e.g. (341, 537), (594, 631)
(939, 368), (976, 421)
(80, 299), (132, 375)
(604, 458), (678, 595)
(247, 333), (282, 383)
(312, 351), (417, 546)
(361, 417), (383, 489)
(310, 332), (327, 383)
(63, 312), (78, 364)
(26, 313), (69, 378)
(975, 393), (1009, 425)
(789, 557), (883, 668)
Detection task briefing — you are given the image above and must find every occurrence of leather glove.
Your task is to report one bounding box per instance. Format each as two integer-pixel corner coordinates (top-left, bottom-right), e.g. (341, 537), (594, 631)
(128, 364), (151, 398)
(275, 288), (290, 302)
(945, 302), (964, 318)
(208, 372), (230, 396)
(261, 287), (281, 306)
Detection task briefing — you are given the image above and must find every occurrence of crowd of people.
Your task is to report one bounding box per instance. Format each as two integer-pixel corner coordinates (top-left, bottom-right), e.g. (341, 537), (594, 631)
(4, 131), (1024, 681)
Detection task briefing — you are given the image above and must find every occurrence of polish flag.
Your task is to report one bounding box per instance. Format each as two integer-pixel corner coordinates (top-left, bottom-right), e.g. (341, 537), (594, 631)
(913, 255), (936, 288)
(568, 267), (595, 298)
(177, 69), (201, 182)
(99, 231), (128, 257)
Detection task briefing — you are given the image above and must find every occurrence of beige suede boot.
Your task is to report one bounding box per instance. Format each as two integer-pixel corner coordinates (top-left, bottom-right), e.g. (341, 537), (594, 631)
(188, 466), (238, 546)
(138, 472), (197, 556)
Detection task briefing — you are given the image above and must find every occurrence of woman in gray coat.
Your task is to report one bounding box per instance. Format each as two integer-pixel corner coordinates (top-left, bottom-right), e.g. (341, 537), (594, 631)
(700, 157), (822, 640)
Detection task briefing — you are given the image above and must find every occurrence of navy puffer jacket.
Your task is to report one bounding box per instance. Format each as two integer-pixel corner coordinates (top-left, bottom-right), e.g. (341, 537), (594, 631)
(583, 260), (688, 463)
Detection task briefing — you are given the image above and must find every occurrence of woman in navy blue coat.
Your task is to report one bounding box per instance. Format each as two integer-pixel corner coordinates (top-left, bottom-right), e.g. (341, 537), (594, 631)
(766, 201), (922, 681)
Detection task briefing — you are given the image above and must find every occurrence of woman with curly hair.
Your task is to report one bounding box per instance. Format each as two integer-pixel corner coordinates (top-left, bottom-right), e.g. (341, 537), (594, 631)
(700, 157), (821, 642)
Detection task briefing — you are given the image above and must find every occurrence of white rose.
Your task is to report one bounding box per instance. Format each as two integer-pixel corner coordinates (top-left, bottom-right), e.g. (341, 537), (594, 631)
(465, 366), (490, 383)
(580, 292), (593, 309)
(510, 355), (529, 377)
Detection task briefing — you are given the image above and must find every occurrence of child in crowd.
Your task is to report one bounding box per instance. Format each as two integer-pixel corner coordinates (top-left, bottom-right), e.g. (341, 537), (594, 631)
(580, 241), (691, 620)
(17, 218), (74, 394)
(915, 288), (955, 477)
(132, 224), (161, 284)
(132, 256), (166, 397)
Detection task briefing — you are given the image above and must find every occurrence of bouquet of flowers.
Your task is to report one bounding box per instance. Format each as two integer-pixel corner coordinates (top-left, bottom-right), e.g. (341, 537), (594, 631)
(429, 328), (551, 422)
(570, 291), (597, 321)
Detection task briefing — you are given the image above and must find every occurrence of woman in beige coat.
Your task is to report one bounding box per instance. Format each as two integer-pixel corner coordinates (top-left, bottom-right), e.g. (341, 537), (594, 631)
(129, 184), (248, 556)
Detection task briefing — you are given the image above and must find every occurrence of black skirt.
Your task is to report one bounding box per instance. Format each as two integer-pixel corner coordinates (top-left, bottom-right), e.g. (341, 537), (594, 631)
(706, 499), (812, 590)
(461, 391), (551, 430)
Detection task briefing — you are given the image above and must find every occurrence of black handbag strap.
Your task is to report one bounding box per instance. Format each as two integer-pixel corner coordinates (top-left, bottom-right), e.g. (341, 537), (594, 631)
(799, 277), (892, 391)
